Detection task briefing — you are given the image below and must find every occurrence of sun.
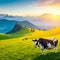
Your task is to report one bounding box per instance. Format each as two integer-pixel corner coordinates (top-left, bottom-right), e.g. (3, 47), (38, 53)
(52, 11), (58, 15)
(50, 10), (59, 15)
(45, 9), (60, 20)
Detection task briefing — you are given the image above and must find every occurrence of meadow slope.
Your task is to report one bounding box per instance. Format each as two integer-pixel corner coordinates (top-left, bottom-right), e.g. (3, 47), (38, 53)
(0, 27), (30, 40)
(0, 27), (60, 60)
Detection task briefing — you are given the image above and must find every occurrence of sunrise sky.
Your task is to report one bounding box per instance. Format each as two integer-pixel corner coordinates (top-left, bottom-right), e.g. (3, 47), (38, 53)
(0, 0), (60, 16)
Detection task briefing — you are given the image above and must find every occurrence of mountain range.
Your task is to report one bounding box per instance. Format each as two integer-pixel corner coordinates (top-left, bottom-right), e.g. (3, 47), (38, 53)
(0, 19), (38, 34)
(0, 13), (60, 32)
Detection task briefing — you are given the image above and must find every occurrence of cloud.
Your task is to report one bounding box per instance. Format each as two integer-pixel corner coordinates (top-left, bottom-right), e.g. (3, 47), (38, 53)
(35, 0), (60, 7)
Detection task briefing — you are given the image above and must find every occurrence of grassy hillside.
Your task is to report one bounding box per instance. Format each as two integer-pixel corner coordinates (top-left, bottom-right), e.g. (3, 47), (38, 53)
(45, 26), (60, 36)
(0, 34), (12, 40)
(10, 27), (30, 38)
(0, 34), (60, 60)
(0, 27), (30, 40)
(0, 27), (60, 60)
(32, 26), (60, 38)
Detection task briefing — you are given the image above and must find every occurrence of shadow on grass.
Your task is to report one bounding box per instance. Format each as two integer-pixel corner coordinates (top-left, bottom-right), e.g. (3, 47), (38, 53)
(34, 52), (60, 60)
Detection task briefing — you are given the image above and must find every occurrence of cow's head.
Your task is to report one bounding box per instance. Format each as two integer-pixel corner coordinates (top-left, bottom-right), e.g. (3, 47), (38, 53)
(32, 39), (38, 48)
(52, 38), (58, 46)
(52, 38), (57, 42)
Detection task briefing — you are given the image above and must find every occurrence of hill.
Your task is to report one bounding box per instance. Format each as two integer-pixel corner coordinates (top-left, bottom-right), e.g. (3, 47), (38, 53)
(0, 23), (60, 60)
(0, 19), (39, 34)
(0, 26), (60, 60)
(19, 21), (39, 29)
(0, 19), (60, 40)
(0, 19), (30, 40)
(7, 23), (22, 33)
(0, 27), (30, 40)
(27, 26), (60, 39)
(0, 34), (12, 40)
(0, 19), (28, 34)
(44, 26), (60, 36)
(0, 19), (16, 33)
(0, 14), (59, 30)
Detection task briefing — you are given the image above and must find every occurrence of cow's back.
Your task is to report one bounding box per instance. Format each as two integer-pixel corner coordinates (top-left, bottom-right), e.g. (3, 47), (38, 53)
(38, 38), (48, 48)
(38, 38), (55, 48)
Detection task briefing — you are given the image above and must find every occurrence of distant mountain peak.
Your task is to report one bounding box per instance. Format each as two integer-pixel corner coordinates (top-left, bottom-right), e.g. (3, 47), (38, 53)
(0, 19), (21, 34)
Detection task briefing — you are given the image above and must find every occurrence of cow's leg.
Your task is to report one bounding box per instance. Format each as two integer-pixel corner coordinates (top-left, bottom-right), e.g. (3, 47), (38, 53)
(42, 49), (46, 55)
(54, 47), (57, 53)
(52, 47), (57, 53)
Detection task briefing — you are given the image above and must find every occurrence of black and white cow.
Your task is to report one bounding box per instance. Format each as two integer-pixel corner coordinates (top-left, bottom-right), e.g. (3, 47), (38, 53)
(32, 38), (58, 55)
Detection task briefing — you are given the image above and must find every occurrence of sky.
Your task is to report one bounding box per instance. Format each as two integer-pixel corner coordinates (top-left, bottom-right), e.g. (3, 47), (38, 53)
(0, 0), (60, 16)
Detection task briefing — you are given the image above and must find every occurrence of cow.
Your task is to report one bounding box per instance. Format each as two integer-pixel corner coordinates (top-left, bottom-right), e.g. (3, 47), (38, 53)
(32, 38), (58, 55)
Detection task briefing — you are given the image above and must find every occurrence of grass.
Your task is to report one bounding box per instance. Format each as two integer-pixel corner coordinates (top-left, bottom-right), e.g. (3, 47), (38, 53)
(0, 28), (60, 60)
(0, 37), (60, 60)
(0, 27), (30, 40)
(0, 34), (11, 40)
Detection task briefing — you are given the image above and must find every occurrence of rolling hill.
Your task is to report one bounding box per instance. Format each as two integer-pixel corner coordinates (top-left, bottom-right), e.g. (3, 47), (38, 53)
(0, 18), (60, 60)
(19, 21), (39, 29)
(0, 19), (39, 34)
(7, 23), (22, 34)
(44, 26), (60, 36)
(0, 25), (60, 60)
(0, 27), (30, 40)
(0, 19), (30, 39)
(0, 34), (12, 40)
(0, 13), (60, 60)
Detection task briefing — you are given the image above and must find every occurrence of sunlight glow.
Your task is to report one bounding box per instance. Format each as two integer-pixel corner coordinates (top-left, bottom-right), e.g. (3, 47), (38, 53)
(49, 9), (59, 15)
